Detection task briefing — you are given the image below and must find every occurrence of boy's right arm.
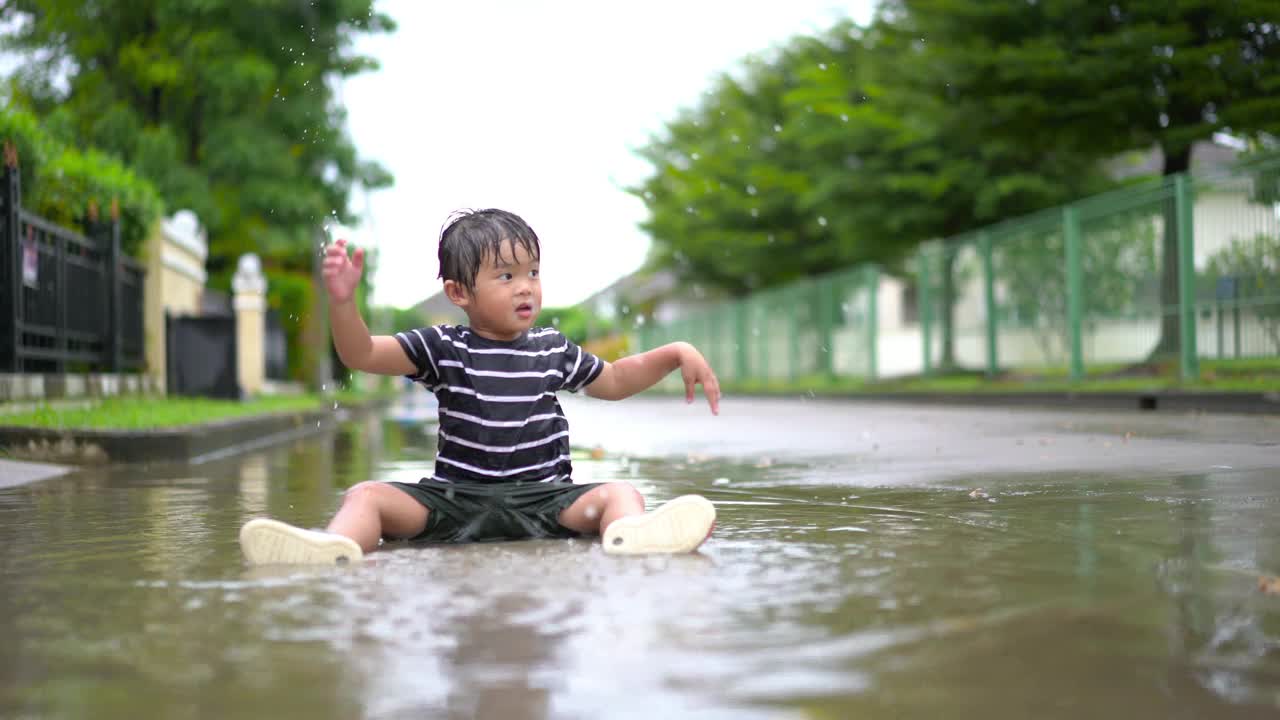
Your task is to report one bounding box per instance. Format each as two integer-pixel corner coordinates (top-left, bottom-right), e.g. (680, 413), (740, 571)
(323, 237), (416, 376)
(329, 300), (416, 376)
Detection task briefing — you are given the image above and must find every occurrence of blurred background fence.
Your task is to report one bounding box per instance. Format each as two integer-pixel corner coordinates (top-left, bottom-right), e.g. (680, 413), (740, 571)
(636, 157), (1280, 386)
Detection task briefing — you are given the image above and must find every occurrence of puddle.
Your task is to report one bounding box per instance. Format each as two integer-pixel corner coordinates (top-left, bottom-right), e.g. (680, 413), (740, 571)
(2, 401), (1279, 718)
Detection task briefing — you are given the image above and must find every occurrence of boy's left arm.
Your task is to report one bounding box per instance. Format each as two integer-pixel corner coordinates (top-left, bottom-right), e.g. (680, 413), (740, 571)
(585, 341), (720, 414)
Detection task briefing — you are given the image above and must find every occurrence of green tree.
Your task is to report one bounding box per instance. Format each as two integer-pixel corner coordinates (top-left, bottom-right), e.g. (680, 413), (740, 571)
(2, 0), (393, 380)
(884, 0), (1280, 359)
(1205, 233), (1280, 353)
(536, 306), (614, 345)
(633, 18), (1109, 367)
(993, 212), (1160, 365)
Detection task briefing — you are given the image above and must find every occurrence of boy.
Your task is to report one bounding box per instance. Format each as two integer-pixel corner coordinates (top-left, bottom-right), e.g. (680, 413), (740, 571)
(240, 209), (721, 565)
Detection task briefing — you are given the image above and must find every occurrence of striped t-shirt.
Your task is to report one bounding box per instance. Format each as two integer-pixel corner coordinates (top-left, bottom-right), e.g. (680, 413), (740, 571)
(394, 325), (604, 484)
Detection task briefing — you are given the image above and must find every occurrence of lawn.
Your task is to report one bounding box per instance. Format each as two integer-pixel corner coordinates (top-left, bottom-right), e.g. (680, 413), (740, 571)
(0, 391), (381, 431)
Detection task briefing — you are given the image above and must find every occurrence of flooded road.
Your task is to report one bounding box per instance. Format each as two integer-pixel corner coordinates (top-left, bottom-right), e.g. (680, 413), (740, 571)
(2, 396), (1279, 719)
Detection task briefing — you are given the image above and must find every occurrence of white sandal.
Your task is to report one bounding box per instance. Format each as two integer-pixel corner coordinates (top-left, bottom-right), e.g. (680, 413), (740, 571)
(239, 518), (364, 566)
(602, 495), (716, 555)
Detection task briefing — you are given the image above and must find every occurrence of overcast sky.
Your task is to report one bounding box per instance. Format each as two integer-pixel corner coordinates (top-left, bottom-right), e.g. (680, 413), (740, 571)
(342, 0), (876, 309)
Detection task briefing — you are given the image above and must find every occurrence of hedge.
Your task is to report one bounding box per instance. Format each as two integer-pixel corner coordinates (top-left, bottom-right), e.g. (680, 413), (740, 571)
(0, 108), (163, 256)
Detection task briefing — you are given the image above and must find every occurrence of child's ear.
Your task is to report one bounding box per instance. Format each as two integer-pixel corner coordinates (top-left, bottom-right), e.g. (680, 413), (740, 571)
(443, 279), (470, 308)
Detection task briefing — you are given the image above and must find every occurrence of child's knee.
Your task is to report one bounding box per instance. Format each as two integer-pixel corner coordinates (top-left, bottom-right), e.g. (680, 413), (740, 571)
(605, 482), (645, 509)
(343, 481), (390, 507)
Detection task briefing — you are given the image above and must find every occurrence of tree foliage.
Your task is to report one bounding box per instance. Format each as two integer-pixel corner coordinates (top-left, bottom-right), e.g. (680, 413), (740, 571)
(1206, 232), (1280, 351)
(0, 107), (163, 254)
(880, 0), (1280, 357)
(1, 0), (394, 279)
(631, 16), (1113, 299)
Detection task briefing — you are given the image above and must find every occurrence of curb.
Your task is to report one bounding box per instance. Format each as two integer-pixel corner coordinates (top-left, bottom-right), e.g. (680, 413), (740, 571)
(725, 390), (1280, 415)
(0, 399), (391, 465)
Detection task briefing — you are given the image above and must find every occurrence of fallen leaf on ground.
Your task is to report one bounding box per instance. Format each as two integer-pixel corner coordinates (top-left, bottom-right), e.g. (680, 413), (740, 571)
(1259, 576), (1280, 594)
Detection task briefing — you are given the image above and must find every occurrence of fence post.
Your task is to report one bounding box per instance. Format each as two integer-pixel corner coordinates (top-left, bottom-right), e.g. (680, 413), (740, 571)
(817, 276), (835, 381)
(980, 231), (998, 377)
(105, 199), (124, 372)
(734, 300), (748, 383)
(1064, 206), (1084, 382)
(919, 250), (933, 376)
(1, 143), (19, 372)
(752, 294), (762, 381)
(865, 264), (879, 382)
(787, 286), (800, 382)
(1175, 174), (1199, 381)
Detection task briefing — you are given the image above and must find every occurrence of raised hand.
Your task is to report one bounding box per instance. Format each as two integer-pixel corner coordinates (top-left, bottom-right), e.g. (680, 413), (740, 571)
(322, 238), (364, 304)
(678, 343), (721, 415)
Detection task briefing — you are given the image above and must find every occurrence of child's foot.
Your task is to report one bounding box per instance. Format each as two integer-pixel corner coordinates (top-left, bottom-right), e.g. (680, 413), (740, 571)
(602, 495), (716, 555)
(239, 518), (364, 566)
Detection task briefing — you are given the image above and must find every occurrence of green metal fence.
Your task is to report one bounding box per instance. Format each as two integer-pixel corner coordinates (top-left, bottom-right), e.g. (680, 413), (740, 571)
(636, 157), (1280, 386)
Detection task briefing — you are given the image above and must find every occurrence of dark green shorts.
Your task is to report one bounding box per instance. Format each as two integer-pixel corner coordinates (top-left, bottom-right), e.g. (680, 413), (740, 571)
(386, 479), (599, 544)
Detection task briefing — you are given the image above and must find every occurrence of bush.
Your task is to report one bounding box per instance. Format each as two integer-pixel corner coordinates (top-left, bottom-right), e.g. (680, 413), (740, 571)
(265, 269), (316, 382)
(0, 107), (163, 256)
(536, 305), (616, 344)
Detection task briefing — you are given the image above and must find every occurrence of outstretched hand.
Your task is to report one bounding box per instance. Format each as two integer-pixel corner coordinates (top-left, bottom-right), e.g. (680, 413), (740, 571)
(323, 238), (365, 304)
(678, 343), (721, 415)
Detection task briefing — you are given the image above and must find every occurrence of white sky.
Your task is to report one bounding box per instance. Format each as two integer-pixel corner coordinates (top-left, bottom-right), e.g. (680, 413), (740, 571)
(343, 0), (875, 309)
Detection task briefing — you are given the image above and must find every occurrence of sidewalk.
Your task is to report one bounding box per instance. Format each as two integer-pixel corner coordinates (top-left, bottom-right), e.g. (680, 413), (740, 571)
(0, 458), (70, 489)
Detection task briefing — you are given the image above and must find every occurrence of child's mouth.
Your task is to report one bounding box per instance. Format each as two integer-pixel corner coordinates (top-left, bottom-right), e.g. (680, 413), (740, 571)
(516, 304), (533, 319)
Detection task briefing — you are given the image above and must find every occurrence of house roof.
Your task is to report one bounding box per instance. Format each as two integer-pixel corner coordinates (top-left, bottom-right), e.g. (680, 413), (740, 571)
(410, 290), (466, 325)
(1106, 138), (1242, 180)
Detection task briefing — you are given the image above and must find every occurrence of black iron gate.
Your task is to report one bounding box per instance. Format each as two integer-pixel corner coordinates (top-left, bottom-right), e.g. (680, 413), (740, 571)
(166, 314), (239, 398)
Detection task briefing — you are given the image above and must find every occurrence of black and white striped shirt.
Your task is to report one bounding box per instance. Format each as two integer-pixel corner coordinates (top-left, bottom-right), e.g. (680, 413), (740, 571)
(394, 325), (604, 484)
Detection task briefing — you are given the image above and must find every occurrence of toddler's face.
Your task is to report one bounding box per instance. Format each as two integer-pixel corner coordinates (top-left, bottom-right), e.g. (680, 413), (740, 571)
(464, 240), (541, 341)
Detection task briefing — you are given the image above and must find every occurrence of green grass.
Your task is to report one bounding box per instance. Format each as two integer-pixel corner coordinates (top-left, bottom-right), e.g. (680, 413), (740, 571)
(0, 391), (382, 431)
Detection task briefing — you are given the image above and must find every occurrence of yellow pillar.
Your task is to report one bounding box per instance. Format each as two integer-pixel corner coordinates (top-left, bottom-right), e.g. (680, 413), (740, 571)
(144, 210), (209, 392)
(233, 254), (267, 397)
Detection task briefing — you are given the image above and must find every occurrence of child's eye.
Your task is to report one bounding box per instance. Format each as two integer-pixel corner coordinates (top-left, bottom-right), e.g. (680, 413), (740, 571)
(529, 269), (539, 278)
(498, 273), (512, 281)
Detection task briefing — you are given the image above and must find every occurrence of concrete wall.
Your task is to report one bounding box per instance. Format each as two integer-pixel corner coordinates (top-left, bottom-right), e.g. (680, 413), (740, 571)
(0, 373), (163, 403)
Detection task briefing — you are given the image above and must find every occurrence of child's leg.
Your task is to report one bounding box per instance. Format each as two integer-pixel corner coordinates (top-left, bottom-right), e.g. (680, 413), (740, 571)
(327, 481), (430, 552)
(559, 482), (716, 555)
(557, 482), (645, 535)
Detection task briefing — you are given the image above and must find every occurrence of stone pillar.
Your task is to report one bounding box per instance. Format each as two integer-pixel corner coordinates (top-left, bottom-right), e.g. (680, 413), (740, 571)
(145, 210), (208, 392)
(233, 253), (268, 397)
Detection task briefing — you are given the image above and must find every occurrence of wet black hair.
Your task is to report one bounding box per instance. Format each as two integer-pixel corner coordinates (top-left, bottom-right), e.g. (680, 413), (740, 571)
(437, 209), (541, 294)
